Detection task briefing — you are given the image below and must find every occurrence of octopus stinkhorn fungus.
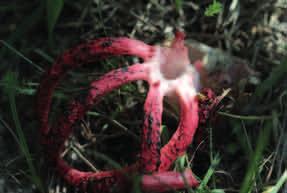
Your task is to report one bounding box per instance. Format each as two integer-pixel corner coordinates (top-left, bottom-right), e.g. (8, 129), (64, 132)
(37, 31), (201, 192)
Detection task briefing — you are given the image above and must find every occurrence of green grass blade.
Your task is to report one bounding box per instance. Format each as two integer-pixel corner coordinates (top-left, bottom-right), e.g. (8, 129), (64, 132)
(2, 72), (44, 193)
(92, 150), (122, 169)
(0, 40), (43, 73)
(34, 48), (54, 63)
(205, 0), (223, 17)
(218, 111), (274, 120)
(174, 0), (182, 13)
(198, 154), (221, 191)
(239, 121), (272, 193)
(211, 189), (225, 193)
(46, 0), (64, 46)
(268, 170), (287, 193)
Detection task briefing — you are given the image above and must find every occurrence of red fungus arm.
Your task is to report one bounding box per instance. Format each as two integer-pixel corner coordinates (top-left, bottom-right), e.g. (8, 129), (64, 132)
(37, 37), (153, 134)
(141, 169), (198, 193)
(56, 159), (135, 193)
(140, 83), (164, 172)
(57, 159), (198, 193)
(41, 63), (149, 160)
(40, 63), (152, 193)
(89, 63), (149, 103)
(159, 92), (199, 171)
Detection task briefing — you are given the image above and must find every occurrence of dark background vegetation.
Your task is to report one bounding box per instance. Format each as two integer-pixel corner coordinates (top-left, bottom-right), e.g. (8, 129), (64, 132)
(0, 0), (286, 193)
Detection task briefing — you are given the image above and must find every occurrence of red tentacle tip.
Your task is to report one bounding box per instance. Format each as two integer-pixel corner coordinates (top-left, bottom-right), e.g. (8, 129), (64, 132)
(175, 31), (186, 40)
(170, 31), (186, 49)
